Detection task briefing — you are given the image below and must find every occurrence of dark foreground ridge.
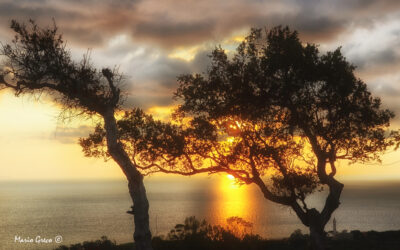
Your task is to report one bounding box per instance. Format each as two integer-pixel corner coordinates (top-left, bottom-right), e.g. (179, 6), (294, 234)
(55, 217), (400, 250)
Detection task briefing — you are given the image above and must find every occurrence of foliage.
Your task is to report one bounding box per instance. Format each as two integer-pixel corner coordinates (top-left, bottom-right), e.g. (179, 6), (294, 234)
(172, 26), (400, 226)
(290, 229), (308, 241)
(175, 26), (399, 167)
(55, 236), (118, 250)
(79, 108), (188, 174)
(155, 216), (264, 250)
(0, 19), (152, 249)
(225, 216), (254, 239)
(0, 19), (123, 116)
(53, 219), (400, 250)
(165, 216), (255, 241)
(11, 20), (397, 248)
(79, 28), (400, 239)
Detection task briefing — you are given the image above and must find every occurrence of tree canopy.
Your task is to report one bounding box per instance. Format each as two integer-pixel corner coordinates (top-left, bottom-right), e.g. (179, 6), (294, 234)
(14, 21), (397, 250)
(83, 26), (400, 203)
(0, 19), (122, 116)
(174, 26), (400, 249)
(80, 26), (400, 250)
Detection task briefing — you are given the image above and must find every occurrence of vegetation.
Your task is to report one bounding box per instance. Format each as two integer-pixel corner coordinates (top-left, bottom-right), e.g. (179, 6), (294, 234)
(0, 20), (153, 250)
(54, 217), (400, 250)
(173, 27), (400, 249)
(82, 26), (400, 249)
(55, 236), (119, 250)
(2, 20), (399, 250)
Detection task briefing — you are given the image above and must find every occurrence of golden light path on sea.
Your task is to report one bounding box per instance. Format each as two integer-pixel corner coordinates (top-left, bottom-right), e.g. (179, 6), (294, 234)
(207, 174), (255, 230)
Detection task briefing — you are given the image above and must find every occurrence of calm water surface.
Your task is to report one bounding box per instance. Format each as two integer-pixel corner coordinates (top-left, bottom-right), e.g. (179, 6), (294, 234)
(1, 177), (400, 249)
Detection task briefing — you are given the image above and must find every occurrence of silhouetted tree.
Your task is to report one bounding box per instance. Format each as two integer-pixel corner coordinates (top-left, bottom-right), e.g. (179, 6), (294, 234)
(72, 26), (400, 250)
(171, 27), (400, 249)
(0, 20), (152, 250)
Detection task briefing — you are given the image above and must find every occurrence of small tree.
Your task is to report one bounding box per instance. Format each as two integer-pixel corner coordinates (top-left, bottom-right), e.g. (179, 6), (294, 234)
(0, 20), (152, 250)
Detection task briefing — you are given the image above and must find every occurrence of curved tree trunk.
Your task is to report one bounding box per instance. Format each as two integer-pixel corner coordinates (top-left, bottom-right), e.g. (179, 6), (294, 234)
(255, 166), (343, 250)
(103, 108), (153, 250)
(308, 177), (344, 250)
(289, 177), (343, 250)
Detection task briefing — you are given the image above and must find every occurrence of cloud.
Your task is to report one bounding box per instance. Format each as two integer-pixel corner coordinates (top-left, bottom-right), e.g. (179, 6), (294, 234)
(134, 19), (215, 48)
(0, 0), (399, 119)
(373, 84), (400, 98)
(351, 48), (399, 69)
(0, 0), (399, 50)
(52, 125), (94, 144)
(336, 15), (400, 72)
(0, 0), (347, 48)
(0, 0), (142, 47)
(119, 47), (212, 109)
(72, 32), (214, 110)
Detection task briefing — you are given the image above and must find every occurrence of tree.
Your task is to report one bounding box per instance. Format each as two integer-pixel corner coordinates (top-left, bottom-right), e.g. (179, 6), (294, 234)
(171, 27), (400, 249)
(69, 26), (400, 250)
(0, 20), (152, 250)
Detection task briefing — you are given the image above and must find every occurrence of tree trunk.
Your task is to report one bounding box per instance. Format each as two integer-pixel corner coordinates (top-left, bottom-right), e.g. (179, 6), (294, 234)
(307, 177), (343, 250)
(310, 224), (325, 250)
(103, 108), (153, 250)
(308, 209), (326, 250)
(128, 178), (152, 250)
(289, 176), (343, 250)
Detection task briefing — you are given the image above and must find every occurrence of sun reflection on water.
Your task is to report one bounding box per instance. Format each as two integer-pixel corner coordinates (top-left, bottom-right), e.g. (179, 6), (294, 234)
(209, 175), (256, 229)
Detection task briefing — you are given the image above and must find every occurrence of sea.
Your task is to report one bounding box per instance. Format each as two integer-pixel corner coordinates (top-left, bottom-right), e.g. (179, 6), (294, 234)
(1, 177), (400, 250)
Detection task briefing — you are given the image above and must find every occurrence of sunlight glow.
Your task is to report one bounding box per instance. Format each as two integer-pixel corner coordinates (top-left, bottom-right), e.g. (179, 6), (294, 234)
(232, 36), (245, 43)
(226, 137), (235, 144)
(208, 175), (255, 230)
(0, 92), (123, 180)
(225, 121), (241, 136)
(168, 45), (201, 61)
(146, 105), (176, 121)
(227, 174), (235, 180)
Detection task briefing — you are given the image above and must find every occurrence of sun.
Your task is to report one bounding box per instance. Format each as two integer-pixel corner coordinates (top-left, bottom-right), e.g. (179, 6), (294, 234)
(227, 174), (235, 180)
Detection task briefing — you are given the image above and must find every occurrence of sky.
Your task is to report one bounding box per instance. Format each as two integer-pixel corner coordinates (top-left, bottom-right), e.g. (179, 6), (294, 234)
(0, 0), (400, 180)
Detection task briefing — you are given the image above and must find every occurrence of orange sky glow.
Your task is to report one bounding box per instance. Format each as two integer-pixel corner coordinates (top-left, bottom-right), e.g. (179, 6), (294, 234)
(1, 89), (400, 181)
